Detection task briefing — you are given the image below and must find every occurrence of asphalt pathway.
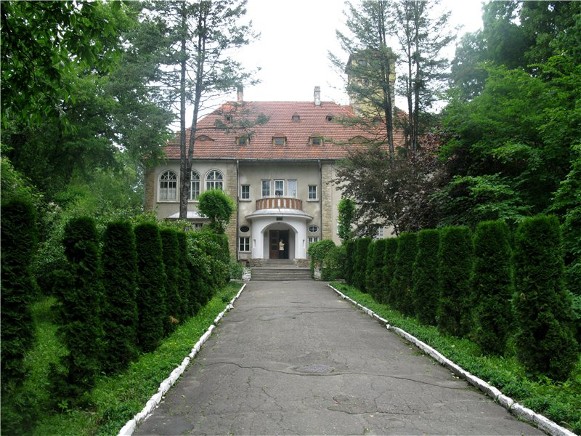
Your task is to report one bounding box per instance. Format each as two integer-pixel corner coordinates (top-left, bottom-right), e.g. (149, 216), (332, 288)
(135, 280), (542, 435)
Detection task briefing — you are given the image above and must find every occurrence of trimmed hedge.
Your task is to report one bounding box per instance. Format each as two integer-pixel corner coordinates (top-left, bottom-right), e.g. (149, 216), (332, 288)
(367, 239), (388, 302)
(134, 223), (167, 353)
(513, 215), (578, 381)
(1, 199), (38, 390)
(344, 239), (356, 285)
(391, 232), (417, 316)
(352, 238), (372, 292)
(437, 226), (473, 337)
(101, 221), (139, 374)
(52, 217), (104, 402)
(176, 231), (193, 318)
(471, 220), (513, 355)
(160, 228), (182, 334)
(412, 229), (440, 326)
(308, 239), (337, 280)
(381, 238), (398, 304)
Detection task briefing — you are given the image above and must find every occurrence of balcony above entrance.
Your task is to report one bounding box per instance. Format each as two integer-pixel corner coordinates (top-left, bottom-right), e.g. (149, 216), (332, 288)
(246, 197), (312, 222)
(255, 197), (303, 211)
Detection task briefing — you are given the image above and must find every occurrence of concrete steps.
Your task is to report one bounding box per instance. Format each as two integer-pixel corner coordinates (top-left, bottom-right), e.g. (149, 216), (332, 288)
(251, 264), (312, 281)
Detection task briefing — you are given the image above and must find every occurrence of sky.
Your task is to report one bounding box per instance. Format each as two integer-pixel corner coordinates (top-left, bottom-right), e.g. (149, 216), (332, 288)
(225, 0), (486, 106)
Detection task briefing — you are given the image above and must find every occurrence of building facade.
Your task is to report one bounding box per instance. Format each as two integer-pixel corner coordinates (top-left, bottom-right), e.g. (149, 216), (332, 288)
(145, 87), (402, 264)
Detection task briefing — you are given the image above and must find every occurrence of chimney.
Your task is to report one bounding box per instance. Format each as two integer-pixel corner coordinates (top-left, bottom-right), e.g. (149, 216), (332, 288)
(237, 85), (244, 102)
(314, 86), (321, 106)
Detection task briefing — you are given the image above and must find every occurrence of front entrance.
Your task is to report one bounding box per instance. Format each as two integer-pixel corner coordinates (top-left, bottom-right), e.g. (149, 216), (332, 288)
(269, 230), (289, 259)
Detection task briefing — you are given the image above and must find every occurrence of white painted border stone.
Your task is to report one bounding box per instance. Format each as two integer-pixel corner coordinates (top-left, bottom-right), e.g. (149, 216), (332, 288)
(118, 283), (247, 436)
(328, 284), (576, 436)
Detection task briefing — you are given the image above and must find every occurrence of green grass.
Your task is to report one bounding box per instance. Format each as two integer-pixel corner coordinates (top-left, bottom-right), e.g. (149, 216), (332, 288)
(15, 282), (241, 436)
(331, 282), (581, 434)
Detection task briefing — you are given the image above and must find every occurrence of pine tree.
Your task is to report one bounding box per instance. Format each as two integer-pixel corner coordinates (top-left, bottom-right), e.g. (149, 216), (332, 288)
(437, 226), (473, 337)
(412, 228), (440, 325)
(101, 221), (139, 373)
(134, 222), (166, 352)
(513, 215), (578, 381)
(471, 220), (514, 355)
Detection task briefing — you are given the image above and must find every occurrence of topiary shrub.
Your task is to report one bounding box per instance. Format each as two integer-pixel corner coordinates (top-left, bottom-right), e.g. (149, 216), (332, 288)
(471, 220), (514, 355)
(197, 189), (235, 234)
(1, 199), (38, 391)
(134, 222), (166, 353)
(391, 232), (417, 316)
(101, 221), (139, 374)
(160, 228), (182, 334)
(513, 215), (578, 381)
(352, 238), (372, 292)
(412, 229), (440, 326)
(437, 226), (473, 337)
(51, 216), (104, 403)
(382, 238), (398, 304)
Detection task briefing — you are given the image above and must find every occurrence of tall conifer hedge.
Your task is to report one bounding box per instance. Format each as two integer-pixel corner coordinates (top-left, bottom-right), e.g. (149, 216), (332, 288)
(472, 220), (513, 355)
(176, 231), (192, 318)
(1, 199), (37, 391)
(513, 215), (578, 381)
(412, 229), (440, 325)
(367, 239), (388, 302)
(101, 221), (139, 374)
(160, 228), (182, 333)
(353, 238), (372, 292)
(134, 222), (167, 353)
(437, 226), (473, 337)
(382, 238), (398, 304)
(391, 232), (417, 316)
(344, 239), (356, 285)
(52, 217), (104, 401)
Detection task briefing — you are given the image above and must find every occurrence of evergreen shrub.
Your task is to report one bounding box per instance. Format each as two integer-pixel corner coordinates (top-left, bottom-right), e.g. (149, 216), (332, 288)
(176, 231), (192, 317)
(353, 238), (372, 291)
(412, 229), (440, 325)
(101, 221), (139, 374)
(51, 217), (104, 402)
(1, 199), (38, 391)
(307, 239), (336, 278)
(323, 244), (346, 281)
(437, 226), (473, 337)
(391, 232), (417, 316)
(472, 220), (514, 355)
(367, 239), (388, 301)
(513, 215), (578, 381)
(160, 228), (182, 333)
(382, 238), (398, 304)
(344, 239), (356, 285)
(134, 222), (166, 353)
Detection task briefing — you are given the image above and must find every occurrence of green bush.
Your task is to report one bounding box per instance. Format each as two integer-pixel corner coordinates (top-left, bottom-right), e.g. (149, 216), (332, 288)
(160, 228), (183, 333)
(381, 238), (398, 304)
(308, 239), (336, 278)
(513, 215), (578, 381)
(391, 232), (417, 316)
(134, 222), (166, 353)
(352, 238), (372, 292)
(323, 244), (346, 281)
(197, 189), (235, 234)
(101, 221), (139, 374)
(437, 226), (473, 337)
(366, 239), (388, 302)
(176, 231), (192, 316)
(412, 229), (440, 325)
(51, 217), (104, 404)
(344, 239), (356, 285)
(471, 220), (514, 355)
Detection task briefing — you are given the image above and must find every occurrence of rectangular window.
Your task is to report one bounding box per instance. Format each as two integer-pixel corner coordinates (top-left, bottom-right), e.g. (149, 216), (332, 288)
(274, 179), (284, 196)
(287, 179), (297, 198)
(240, 184), (250, 200)
(273, 136), (286, 146)
(308, 185), (318, 200)
(190, 179), (200, 200)
(308, 236), (320, 245)
(310, 136), (323, 146)
(239, 237), (250, 252)
(236, 136), (248, 146)
(261, 180), (271, 197)
(375, 227), (385, 239)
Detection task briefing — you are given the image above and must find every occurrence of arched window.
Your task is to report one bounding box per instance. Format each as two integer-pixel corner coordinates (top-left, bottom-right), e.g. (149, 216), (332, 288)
(206, 170), (223, 190)
(159, 170), (177, 201)
(190, 171), (200, 200)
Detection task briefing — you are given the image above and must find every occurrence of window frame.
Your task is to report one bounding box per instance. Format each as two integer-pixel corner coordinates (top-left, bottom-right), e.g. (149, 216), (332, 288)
(240, 184), (250, 200)
(206, 169), (224, 191)
(159, 170), (178, 201)
(190, 170), (200, 200)
(308, 184), (318, 201)
(239, 236), (250, 252)
(272, 136), (286, 146)
(274, 179), (284, 196)
(261, 179), (271, 197)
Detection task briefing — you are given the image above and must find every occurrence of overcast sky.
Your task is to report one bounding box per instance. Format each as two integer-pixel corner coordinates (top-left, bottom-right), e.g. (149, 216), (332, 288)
(226, 0), (485, 105)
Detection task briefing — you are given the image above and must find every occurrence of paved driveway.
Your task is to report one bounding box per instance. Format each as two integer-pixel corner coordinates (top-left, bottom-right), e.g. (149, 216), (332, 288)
(135, 280), (542, 435)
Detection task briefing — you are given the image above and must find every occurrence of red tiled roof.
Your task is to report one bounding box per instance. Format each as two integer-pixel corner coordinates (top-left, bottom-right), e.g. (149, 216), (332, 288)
(163, 101), (404, 160)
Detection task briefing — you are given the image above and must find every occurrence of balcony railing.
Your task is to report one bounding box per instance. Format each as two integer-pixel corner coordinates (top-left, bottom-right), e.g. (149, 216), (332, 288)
(255, 197), (303, 211)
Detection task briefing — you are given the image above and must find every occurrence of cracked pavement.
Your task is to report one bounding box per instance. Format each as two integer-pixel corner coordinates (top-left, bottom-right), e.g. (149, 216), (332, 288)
(135, 280), (542, 435)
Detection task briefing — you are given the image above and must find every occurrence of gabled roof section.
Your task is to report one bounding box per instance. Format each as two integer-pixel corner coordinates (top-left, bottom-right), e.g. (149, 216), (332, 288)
(164, 101), (404, 160)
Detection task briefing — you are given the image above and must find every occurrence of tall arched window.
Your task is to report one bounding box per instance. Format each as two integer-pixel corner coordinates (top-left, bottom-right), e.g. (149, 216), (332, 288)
(159, 170), (177, 201)
(190, 171), (200, 200)
(206, 170), (223, 190)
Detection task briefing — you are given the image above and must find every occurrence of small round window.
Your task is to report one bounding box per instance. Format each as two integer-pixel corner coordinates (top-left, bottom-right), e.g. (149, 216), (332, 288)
(240, 225), (250, 233)
(308, 225), (319, 233)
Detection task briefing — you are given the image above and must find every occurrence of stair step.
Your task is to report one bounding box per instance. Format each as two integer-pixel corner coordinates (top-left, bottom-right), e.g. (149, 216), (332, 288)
(251, 267), (312, 281)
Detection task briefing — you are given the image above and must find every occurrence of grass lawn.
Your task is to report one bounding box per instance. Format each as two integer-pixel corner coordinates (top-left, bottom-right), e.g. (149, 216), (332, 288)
(16, 282), (242, 436)
(331, 282), (581, 434)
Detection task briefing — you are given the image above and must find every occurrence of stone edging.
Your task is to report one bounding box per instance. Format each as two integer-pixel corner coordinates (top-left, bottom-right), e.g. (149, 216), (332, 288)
(328, 284), (576, 436)
(118, 283), (247, 436)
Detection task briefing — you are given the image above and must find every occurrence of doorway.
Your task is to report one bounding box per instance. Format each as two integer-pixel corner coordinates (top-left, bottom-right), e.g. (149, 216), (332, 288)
(269, 230), (289, 259)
